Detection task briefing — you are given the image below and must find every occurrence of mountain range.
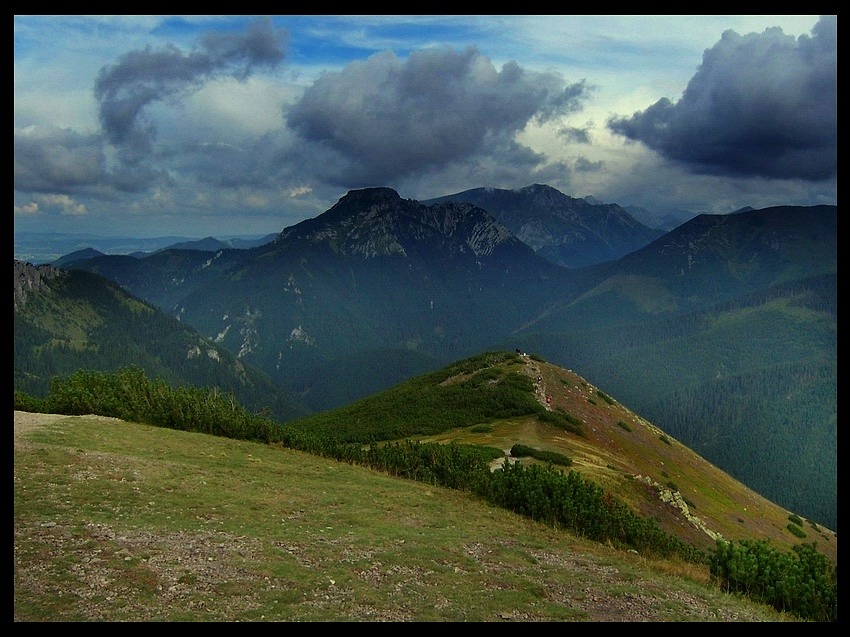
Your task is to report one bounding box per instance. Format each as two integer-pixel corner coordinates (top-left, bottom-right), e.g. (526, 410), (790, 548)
(14, 184), (836, 531)
(423, 183), (665, 268)
(14, 232), (277, 265)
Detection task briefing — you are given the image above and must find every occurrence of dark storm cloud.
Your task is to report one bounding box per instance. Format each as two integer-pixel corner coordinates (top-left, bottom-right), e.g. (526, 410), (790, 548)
(14, 125), (174, 196)
(574, 157), (603, 172)
(607, 15), (836, 181)
(94, 17), (287, 164)
(168, 131), (311, 192)
(286, 46), (591, 185)
(558, 125), (592, 144)
(14, 126), (106, 193)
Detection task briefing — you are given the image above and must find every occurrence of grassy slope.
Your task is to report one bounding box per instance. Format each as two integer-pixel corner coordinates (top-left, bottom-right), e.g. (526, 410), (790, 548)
(14, 411), (798, 622)
(410, 355), (836, 564)
(285, 351), (835, 564)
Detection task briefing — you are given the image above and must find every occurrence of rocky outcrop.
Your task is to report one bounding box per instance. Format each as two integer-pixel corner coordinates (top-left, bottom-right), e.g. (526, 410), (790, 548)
(14, 259), (63, 312)
(635, 474), (724, 542)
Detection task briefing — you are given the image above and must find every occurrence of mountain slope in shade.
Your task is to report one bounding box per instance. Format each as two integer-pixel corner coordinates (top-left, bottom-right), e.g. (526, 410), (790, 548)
(504, 205), (836, 530)
(603, 204), (836, 306)
(523, 204), (837, 330)
(424, 184), (665, 267)
(14, 260), (310, 423)
(62, 187), (588, 411)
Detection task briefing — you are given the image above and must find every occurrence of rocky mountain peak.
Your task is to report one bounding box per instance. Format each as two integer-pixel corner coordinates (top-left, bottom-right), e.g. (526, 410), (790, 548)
(422, 184), (665, 268)
(337, 187), (403, 205)
(277, 189), (523, 260)
(516, 183), (574, 206)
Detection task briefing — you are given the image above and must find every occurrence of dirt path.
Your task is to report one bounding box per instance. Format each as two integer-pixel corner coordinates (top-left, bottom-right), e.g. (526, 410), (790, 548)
(14, 410), (56, 446)
(14, 411), (123, 448)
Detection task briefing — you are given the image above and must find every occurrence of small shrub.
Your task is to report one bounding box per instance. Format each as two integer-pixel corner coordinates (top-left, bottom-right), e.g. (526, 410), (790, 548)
(709, 539), (836, 621)
(787, 524), (807, 539)
(615, 420), (632, 432)
(587, 398), (597, 405)
(470, 424), (493, 433)
(509, 443), (536, 457)
(659, 434), (672, 445)
(666, 481), (679, 492)
(595, 390), (615, 405)
(538, 409), (584, 437)
(509, 443), (572, 467)
(788, 513), (804, 527)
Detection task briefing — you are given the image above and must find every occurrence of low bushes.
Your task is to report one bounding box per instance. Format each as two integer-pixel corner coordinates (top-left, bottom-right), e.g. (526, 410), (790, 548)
(709, 539), (836, 622)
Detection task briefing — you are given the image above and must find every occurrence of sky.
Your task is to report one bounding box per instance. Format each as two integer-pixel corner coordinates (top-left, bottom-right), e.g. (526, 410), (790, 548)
(14, 15), (836, 238)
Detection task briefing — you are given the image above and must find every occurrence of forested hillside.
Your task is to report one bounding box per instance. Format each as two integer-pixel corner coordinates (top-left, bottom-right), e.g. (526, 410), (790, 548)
(14, 260), (309, 423)
(508, 272), (836, 529)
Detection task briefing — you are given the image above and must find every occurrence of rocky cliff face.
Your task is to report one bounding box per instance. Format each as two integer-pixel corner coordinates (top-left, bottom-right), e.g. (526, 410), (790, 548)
(14, 260), (63, 312)
(277, 187), (521, 259)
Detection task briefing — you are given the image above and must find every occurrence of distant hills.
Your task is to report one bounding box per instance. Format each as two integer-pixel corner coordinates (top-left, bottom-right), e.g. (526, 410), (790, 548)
(13, 231), (277, 265)
(14, 186), (681, 267)
(583, 195), (696, 233)
(14, 184), (836, 530)
(49, 187), (585, 408)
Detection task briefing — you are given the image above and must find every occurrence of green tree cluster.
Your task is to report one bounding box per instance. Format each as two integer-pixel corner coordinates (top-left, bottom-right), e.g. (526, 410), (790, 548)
(509, 443), (572, 467)
(709, 539), (836, 622)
